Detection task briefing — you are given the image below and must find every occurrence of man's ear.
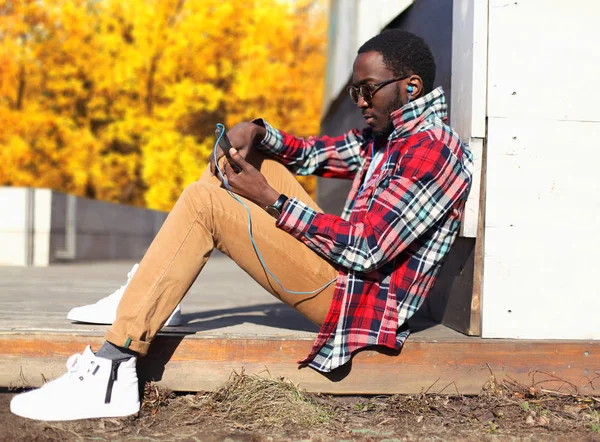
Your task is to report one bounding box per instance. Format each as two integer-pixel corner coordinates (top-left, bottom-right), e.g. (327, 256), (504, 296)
(407, 75), (424, 99)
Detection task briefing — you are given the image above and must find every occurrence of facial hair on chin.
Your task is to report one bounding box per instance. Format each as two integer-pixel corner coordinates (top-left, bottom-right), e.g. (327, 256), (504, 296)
(373, 91), (403, 138)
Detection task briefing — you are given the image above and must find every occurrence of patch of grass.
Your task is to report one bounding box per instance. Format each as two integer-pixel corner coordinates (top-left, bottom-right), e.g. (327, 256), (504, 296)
(193, 370), (333, 428)
(486, 422), (498, 434)
(587, 409), (600, 433)
(354, 402), (377, 412)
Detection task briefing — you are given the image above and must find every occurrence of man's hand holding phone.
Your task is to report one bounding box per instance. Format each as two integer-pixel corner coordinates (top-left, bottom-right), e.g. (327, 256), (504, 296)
(209, 122), (266, 176)
(212, 124), (280, 209)
(215, 126), (243, 174)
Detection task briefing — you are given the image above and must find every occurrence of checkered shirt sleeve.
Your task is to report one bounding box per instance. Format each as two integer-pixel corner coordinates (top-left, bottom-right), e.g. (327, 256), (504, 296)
(254, 118), (368, 179)
(276, 132), (468, 272)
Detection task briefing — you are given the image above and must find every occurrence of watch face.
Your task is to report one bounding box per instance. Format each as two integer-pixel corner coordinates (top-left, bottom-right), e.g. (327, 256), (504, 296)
(266, 206), (280, 218)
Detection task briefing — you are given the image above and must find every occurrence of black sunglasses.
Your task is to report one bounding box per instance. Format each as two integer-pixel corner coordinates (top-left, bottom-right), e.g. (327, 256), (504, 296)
(347, 76), (408, 104)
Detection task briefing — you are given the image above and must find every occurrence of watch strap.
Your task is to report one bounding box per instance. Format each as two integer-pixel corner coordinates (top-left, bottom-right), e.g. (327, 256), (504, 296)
(266, 194), (289, 218)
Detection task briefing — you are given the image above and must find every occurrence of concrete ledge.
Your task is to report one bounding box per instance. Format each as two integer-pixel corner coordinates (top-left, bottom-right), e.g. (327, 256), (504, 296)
(0, 187), (167, 266)
(1, 332), (598, 395)
(0, 188), (30, 266)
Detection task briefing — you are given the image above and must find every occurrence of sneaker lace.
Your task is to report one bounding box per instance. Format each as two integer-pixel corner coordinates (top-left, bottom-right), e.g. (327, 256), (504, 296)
(38, 352), (84, 390)
(65, 353), (83, 375)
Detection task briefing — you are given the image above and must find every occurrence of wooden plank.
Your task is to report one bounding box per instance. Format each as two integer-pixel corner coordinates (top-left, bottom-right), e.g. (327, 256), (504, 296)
(469, 136), (486, 336)
(461, 137), (483, 238)
(1, 333), (599, 395)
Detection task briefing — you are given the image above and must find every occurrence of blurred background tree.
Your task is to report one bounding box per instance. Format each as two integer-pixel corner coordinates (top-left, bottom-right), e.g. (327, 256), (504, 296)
(0, 0), (326, 211)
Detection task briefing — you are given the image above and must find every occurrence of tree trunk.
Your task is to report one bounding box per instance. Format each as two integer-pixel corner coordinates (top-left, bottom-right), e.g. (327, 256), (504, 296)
(144, 0), (186, 116)
(15, 61), (25, 110)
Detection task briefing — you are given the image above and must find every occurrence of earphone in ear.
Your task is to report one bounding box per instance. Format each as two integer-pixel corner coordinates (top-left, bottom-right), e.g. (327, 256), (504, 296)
(407, 85), (414, 103)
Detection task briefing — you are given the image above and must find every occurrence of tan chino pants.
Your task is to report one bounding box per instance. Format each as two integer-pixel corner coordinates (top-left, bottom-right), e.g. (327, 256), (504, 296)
(105, 152), (338, 355)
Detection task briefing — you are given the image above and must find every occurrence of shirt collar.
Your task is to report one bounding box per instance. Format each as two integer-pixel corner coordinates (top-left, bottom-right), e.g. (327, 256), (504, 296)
(388, 86), (447, 140)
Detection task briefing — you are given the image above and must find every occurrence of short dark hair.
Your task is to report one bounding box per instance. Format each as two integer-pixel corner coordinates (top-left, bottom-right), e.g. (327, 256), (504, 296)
(358, 29), (436, 94)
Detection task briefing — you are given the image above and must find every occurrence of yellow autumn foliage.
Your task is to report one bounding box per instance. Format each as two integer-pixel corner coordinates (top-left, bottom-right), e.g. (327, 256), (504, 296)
(0, 0), (326, 211)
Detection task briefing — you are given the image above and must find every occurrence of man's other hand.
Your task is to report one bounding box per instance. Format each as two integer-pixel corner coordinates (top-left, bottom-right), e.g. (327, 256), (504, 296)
(219, 148), (280, 209)
(209, 122), (266, 176)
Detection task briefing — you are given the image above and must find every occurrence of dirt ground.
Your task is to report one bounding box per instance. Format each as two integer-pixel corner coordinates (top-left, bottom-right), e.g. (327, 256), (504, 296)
(2, 372), (600, 442)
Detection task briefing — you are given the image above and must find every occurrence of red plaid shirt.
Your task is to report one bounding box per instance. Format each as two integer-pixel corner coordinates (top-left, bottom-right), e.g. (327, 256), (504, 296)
(257, 87), (473, 372)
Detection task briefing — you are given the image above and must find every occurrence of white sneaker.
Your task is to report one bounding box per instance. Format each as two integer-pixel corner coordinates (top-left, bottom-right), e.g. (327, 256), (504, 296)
(67, 264), (183, 327)
(10, 346), (140, 421)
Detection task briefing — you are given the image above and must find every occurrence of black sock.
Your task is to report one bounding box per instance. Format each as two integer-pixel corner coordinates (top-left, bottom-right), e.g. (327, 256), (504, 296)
(95, 341), (138, 361)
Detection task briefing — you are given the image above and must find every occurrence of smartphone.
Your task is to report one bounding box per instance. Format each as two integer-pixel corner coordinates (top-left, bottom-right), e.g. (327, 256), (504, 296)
(215, 126), (242, 174)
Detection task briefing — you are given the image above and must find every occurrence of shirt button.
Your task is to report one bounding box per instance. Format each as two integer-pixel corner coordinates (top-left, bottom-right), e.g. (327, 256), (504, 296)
(363, 259), (371, 269)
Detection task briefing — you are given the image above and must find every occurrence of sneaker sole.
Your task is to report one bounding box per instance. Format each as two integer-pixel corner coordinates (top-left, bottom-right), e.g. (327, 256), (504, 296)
(11, 400), (141, 421)
(66, 310), (113, 325)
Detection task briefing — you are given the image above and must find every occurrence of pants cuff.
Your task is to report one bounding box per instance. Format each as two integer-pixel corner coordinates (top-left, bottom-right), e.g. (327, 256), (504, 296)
(104, 329), (151, 356)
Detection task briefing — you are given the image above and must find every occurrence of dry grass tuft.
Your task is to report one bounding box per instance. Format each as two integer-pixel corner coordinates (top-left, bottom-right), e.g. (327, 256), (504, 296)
(8, 367), (33, 391)
(192, 369), (332, 428)
(142, 382), (174, 414)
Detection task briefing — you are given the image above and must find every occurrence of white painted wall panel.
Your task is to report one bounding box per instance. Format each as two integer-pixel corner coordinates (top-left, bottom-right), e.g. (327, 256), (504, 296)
(324, 0), (358, 114)
(452, 0), (488, 237)
(484, 0), (600, 339)
(451, 0), (488, 140)
(487, 0), (600, 121)
(482, 117), (600, 339)
(355, 0), (414, 63)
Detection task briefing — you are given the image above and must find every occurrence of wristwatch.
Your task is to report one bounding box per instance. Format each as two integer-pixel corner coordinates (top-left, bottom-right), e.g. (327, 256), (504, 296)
(265, 194), (289, 219)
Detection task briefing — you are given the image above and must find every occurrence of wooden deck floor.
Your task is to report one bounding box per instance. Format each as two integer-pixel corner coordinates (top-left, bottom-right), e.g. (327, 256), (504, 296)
(1, 260), (598, 395)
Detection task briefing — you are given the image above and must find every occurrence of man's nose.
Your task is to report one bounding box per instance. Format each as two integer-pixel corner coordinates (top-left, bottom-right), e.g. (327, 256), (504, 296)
(356, 94), (370, 109)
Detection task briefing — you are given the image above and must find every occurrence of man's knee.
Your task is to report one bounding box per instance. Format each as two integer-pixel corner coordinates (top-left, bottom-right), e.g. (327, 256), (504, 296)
(180, 180), (219, 207)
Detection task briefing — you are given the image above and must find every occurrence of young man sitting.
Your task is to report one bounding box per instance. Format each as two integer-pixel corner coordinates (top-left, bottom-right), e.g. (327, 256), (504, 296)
(11, 29), (473, 421)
